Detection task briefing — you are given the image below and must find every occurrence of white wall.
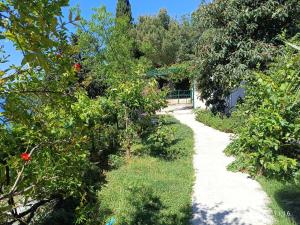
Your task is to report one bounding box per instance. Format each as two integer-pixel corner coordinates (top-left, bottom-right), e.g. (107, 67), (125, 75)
(193, 89), (207, 109)
(193, 82), (245, 111)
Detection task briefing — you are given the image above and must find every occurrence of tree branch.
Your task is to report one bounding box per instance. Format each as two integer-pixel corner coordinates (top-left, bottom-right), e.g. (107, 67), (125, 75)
(0, 90), (65, 95)
(0, 144), (40, 201)
(0, 138), (73, 202)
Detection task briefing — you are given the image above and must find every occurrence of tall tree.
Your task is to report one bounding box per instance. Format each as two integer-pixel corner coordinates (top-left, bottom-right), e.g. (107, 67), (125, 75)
(158, 8), (170, 30)
(135, 9), (194, 67)
(116, 0), (133, 23)
(193, 0), (300, 113)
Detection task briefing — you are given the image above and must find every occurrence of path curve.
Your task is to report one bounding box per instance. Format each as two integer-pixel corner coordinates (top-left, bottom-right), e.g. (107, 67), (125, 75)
(164, 106), (273, 225)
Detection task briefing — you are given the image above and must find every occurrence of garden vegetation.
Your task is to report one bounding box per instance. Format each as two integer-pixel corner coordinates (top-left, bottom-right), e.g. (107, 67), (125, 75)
(195, 109), (238, 133)
(1, 0), (300, 224)
(0, 1), (167, 224)
(98, 116), (194, 225)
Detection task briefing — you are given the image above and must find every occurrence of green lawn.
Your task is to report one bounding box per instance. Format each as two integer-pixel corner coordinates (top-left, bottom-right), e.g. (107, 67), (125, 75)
(98, 116), (194, 225)
(258, 178), (300, 225)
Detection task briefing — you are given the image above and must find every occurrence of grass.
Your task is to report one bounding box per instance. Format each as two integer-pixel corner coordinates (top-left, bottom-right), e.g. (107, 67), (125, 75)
(98, 116), (194, 225)
(195, 109), (238, 133)
(258, 177), (300, 225)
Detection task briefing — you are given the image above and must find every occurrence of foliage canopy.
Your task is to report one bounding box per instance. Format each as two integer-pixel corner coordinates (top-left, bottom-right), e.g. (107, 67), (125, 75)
(193, 0), (300, 112)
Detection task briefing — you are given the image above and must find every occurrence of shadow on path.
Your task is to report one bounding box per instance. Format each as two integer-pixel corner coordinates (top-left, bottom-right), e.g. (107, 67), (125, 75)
(191, 203), (248, 225)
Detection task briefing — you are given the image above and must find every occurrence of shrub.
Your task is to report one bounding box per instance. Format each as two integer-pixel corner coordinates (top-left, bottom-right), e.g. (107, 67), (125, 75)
(195, 109), (239, 133)
(225, 49), (300, 180)
(146, 123), (176, 158)
(108, 154), (126, 169)
(133, 116), (189, 160)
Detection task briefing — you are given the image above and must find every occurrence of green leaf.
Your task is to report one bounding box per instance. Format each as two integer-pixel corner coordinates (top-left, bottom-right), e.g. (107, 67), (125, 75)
(285, 42), (300, 51)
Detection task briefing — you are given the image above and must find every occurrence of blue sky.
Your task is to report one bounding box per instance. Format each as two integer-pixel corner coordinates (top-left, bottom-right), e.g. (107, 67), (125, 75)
(1, 0), (204, 69)
(66, 0), (202, 20)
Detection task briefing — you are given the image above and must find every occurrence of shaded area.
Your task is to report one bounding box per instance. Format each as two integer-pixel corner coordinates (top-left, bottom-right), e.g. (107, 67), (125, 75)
(32, 198), (78, 225)
(129, 186), (165, 224)
(275, 184), (300, 224)
(120, 185), (192, 225)
(32, 166), (106, 225)
(258, 177), (300, 225)
(191, 203), (247, 225)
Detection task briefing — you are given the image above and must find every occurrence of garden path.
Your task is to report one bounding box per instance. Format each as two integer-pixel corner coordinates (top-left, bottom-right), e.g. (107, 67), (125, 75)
(160, 105), (273, 225)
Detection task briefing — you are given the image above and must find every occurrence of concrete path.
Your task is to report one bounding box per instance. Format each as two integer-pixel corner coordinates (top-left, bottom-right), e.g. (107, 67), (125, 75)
(162, 106), (273, 225)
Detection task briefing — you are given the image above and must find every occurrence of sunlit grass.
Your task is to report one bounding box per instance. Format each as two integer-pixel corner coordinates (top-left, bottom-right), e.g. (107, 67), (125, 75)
(258, 177), (300, 225)
(98, 116), (194, 225)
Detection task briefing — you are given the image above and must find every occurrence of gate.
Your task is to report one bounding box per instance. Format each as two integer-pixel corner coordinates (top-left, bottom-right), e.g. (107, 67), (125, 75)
(167, 90), (194, 105)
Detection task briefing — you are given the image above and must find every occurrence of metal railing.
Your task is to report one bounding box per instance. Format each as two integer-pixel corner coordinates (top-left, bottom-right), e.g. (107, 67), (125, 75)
(167, 90), (193, 104)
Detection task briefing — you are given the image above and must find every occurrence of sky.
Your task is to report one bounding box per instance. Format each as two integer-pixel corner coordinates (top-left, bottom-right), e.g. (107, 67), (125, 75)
(1, 0), (204, 70)
(66, 0), (202, 20)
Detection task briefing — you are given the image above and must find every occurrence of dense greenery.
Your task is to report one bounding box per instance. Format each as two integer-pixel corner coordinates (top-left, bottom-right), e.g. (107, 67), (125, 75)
(134, 9), (194, 68)
(192, 1), (300, 216)
(0, 2), (166, 224)
(0, 1), (90, 223)
(192, 0), (300, 112)
(195, 109), (238, 133)
(98, 116), (194, 225)
(225, 46), (300, 180)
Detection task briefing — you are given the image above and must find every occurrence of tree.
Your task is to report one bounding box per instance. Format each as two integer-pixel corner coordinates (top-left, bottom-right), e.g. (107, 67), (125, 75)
(158, 9), (170, 30)
(77, 7), (167, 161)
(135, 9), (194, 67)
(116, 0), (133, 24)
(193, 0), (300, 113)
(0, 1), (101, 224)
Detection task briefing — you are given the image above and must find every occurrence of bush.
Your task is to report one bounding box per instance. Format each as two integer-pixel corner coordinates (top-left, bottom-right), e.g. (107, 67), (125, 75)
(225, 49), (300, 180)
(146, 123), (177, 159)
(132, 116), (187, 160)
(195, 109), (238, 133)
(108, 154), (126, 169)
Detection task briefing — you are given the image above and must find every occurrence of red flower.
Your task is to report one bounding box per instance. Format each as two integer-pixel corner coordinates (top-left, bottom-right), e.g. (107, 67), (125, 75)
(73, 63), (81, 72)
(21, 153), (31, 162)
